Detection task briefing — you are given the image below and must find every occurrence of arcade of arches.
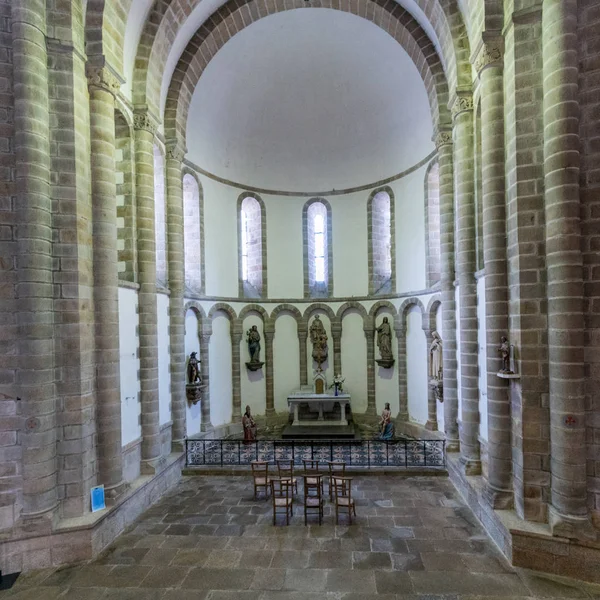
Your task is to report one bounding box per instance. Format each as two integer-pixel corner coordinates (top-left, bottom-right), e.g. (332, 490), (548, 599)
(2, 0), (600, 588)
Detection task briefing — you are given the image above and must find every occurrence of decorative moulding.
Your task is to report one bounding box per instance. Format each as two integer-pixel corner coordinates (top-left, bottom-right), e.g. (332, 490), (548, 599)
(375, 358), (395, 369)
(245, 361), (264, 372)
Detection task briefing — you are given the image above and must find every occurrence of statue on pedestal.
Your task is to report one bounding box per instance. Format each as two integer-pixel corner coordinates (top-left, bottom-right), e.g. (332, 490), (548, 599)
(498, 336), (512, 374)
(310, 315), (328, 372)
(186, 351), (204, 406)
(245, 325), (264, 372)
(429, 331), (443, 402)
(242, 405), (257, 443)
(375, 317), (394, 368)
(379, 402), (394, 440)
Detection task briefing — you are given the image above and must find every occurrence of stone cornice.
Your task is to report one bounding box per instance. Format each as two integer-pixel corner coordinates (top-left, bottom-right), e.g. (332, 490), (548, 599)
(133, 108), (160, 136)
(471, 34), (505, 75)
(450, 91), (474, 121)
(86, 63), (123, 95)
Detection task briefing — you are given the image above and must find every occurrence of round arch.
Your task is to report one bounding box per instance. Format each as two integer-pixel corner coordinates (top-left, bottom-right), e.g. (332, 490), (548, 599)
(369, 300), (398, 318)
(271, 304), (303, 324)
(337, 301), (368, 321)
(207, 302), (237, 321)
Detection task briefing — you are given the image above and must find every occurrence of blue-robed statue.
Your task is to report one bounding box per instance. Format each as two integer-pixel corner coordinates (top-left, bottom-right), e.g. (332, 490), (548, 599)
(379, 402), (394, 440)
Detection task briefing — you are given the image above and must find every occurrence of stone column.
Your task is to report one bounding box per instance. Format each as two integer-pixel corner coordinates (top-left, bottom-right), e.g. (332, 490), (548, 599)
(474, 36), (513, 507)
(424, 329), (438, 430)
(435, 128), (459, 451)
(165, 141), (186, 450)
(331, 321), (342, 377)
(87, 62), (125, 499)
(13, 0), (58, 523)
(364, 317), (376, 415)
(133, 110), (162, 472)
(452, 92), (480, 474)
(395, 321), (408, 421)
(264, 323), (276, 416)
(200, 328), (212, 431)
(542, 0), (593, 538)
(298, 326), (308, 386)
(231, 324), (243, 423)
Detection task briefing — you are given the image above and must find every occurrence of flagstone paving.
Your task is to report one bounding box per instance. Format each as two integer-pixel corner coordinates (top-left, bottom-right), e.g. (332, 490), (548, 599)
(4, 475), (600, 599)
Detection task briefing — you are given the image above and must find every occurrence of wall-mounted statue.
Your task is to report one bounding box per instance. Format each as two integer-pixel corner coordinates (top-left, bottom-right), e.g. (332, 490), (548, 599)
(186, 351), (204, 406)
(245, 325), (264, 372)
(429, 331), (443, 381)
(375, 316), (395, 368)
(498, 336), (512, 374)
(187, 351), (201, 384)
(310, 315), (328, 372)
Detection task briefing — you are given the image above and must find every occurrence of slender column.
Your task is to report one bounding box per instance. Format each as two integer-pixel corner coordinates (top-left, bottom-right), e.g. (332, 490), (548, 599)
(231, 325), (243, 422)
(298, 327), (308, 386)
(331, 322), (342, 377)
(364, 316), (376, 415)
(200, 328), (212, 431)
(424, 328), (438, 430)
(264, 324), (275, 415)
(13, 0), (58, 524)
(542, 0), (593, 538)
(395, 322), (408, 421)
(133, 111), (161, 471)
(87, 63), (125, 499)
(474, 37), (513, 507)
(436, 129), (459, 451)
(452, 93), (480, 474)
(165, 141), (186, 450)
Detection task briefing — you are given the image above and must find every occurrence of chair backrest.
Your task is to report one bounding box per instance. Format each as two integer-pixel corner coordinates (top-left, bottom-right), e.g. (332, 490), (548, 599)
(327, 461), (346, 476)
(271, 478), (293, 501)
(303, 474), (323, 499)
(277, 459), (294, 478)
(332, 476), (353, 501)
(302, 459), (320, 472)
(251, 461), (268, 478)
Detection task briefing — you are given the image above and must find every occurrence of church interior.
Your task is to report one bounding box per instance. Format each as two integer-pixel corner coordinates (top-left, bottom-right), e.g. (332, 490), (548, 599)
(2, 0), (600, 595)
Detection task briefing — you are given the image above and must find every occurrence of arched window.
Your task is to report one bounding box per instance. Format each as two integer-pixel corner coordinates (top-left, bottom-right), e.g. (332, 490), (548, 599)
(153, 145), (167, 287)
(368, 188), (395, 295)
(424, 161), (441, 287)
(304, 199), (332, 298)
(238, 193), (266, 298)
(183, 173), (203, 294)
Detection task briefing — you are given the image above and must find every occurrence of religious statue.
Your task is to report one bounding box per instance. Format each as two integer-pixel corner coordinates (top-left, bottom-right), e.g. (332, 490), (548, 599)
(242, 405), (257, 443)
(375, 316), (394, 368)
(429, 331), (443, 381)
(187, 351), (201, 384)
(186, 351), (205, 406)
(378, 402), (394, 440)
(498, 336), (512, 373)
(310, 315), (328, 371)
(245, 325), (264, 371)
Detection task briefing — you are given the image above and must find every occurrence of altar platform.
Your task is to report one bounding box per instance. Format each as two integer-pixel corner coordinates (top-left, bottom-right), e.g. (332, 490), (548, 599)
(281, 424), (358, 439)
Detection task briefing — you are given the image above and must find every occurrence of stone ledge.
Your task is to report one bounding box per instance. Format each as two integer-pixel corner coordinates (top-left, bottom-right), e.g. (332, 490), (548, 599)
(0, 452), (184, 574)
(447, 453), (600, 583)
(182, 466), (447, 477)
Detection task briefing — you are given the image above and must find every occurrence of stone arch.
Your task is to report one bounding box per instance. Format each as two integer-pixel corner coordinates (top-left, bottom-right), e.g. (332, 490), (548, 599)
(399, 297), (427, 328)
(337, 301), (368, 321)
(208, 302), (237, 321)
(303, 303), (337, 325)
(271, 304), (303, 324)
(183, 300), (207, 320)
(369, 300), (398, 318)
(426, 295), (442, 333)
(303, 198), (333, 299)
(238, 303), (270, 323)
(367, 186), (396, 296)
(163, 0), (452, 147)
(237, 191), (268, 299)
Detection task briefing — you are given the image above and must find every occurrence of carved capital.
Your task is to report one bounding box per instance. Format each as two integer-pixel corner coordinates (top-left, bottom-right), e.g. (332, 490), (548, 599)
(86, 63), (122, 96)
(450, 91), (474, 120)
(472, 36), (504, 75)
(166, 140), (186, 162)
(433, 128), (452, 150)
(133, 110), (159, 135)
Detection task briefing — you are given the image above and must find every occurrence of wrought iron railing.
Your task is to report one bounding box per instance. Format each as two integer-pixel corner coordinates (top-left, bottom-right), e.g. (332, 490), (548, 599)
(185, 438), (446, 469)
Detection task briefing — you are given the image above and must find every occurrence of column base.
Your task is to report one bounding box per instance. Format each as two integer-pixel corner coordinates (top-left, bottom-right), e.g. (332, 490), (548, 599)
(104, 479), (127, 504)
(395, 411), (409, 422)
(425, 419), (438, 431)
(458, 456), (481, 476)
(366, 405), (377, 416)
(484, 483), (514, 510)
(141, 455), (167, 475)
(200, 422), (213, 432)
(445, 437), (460, 452)
(232, 414), (242, 424)
(548, 505), (598, 541)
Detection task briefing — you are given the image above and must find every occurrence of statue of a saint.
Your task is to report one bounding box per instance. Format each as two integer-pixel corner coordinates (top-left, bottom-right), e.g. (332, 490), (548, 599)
(310, 315), (328, 371)
(429, 331), (443, 381)
(498, 336), (511, 373)
(187, 352), (201, 384)
(246, 325), (261, 363)
(376, 317), (393, 361)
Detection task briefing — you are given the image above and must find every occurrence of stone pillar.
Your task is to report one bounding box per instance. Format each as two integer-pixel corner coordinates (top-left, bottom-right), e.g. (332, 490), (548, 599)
(264, 324), (276, 416)
(452, 93), (480, 474)
(331, 322), (342, 377)
(298, 327), (308, 386)
(542, 0), (593, 538)
(13, 0), (58, 523)
(474, 36), (513, 508)
(87, 63), (125, 499)
(200, 328), (213, 431)
(435, 128), (459, 451)
(133, 110), (162, 472)
(231, 325), (243, 423)
(364, 317), (376, 415)
(395, 321), (408, 421)
(165, 141), (186, 450)
(424, 329), (438, 431)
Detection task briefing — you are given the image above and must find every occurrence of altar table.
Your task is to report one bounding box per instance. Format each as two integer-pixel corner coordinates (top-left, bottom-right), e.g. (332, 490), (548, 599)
(286, 391), (351, 427)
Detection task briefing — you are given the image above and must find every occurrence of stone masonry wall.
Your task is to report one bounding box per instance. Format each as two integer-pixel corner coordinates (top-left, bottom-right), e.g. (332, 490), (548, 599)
(425, 161), (441, 287)
(183, 173), (201, 294)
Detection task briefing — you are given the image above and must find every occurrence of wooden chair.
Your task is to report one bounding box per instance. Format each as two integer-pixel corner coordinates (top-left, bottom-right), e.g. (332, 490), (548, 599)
(270, 478), (294, 525)
(332, 476), (356, 525)
(251, 460), (270, 500)
(276, 459), (298, 495)
(303, 473), (324, 525)
(302, 459), (324, 495)
(327, 461), (346, 501)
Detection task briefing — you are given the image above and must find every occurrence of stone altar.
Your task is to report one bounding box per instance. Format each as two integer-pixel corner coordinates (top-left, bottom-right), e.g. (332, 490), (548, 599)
(287, 389), (350, 427)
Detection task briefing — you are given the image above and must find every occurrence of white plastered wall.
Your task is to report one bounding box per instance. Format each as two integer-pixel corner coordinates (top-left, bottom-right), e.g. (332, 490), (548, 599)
(157, 293), (172, 425)
(340, 310), (368, 413)
(209, 312), (233, 426)
(374, 309), (399, 415)
(184, 309), (202, 436)
(273, 314), (300, 412)
(406, 304), (428, 425)
(241, 314), (267, 416)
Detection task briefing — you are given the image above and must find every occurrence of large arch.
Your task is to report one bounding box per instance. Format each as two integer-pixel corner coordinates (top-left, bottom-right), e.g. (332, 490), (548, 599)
(163, 0), (452, 146)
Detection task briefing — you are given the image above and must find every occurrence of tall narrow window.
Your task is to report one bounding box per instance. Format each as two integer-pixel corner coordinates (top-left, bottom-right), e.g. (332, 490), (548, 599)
(368, 188), (395, 295)
(183, 173), (202, 293)
(154, 145), (167, 287)
(304, 199), (332, 298)
(424, 161), (441, 287)
(238, 194), (266, 298)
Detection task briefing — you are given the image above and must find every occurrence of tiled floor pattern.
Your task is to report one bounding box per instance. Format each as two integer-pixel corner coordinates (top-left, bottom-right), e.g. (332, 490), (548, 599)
(4, 475), (600, 599)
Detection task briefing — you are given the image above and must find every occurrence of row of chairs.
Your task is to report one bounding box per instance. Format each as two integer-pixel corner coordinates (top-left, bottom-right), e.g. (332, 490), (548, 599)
(251, 459), (356, 525)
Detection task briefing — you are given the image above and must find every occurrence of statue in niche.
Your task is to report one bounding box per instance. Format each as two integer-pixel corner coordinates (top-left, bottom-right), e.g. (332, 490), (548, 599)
(245, 325), (264, 372)
(378, 402), (394, 440)
(242, 405), (257, 443)
(429, 331), (443, 381)
(498, 336), (512, 374)
(375, 317), (395, 368)
(310, 315), (328, 372)
(186, 351), (204, 406)
(187, 352), (201, 384)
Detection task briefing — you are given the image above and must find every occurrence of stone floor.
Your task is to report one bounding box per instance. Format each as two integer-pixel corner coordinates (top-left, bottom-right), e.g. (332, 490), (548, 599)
(4, 475), (600, 599)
